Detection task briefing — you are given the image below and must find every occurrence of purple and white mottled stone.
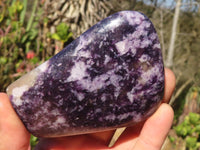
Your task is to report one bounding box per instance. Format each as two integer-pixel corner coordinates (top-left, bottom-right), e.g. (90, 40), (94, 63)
(7, 11), (164, 137)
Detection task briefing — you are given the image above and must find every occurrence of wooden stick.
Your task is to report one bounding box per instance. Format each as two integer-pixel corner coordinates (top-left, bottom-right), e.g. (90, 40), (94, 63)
(108, 127), (126, 147)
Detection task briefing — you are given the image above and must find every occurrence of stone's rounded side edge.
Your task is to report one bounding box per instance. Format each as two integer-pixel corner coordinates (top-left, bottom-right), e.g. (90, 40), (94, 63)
(6, 60), (50, 107)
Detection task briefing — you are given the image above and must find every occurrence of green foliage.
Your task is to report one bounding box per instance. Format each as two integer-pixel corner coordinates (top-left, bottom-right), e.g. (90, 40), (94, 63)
(168, 135), (175, 143)
(26, 0), (38, 32)
(0, 57), (8, 65)
(8, 1), (24, 19)
(186, 137), (200, 150)
(0, 0), (42, 91)
(174, 112), (200, 150)
(51, 23), (73, 43)
(189, 113), (200, 126)
(0, 0), (73, 92)
(30, 135), (38, 149)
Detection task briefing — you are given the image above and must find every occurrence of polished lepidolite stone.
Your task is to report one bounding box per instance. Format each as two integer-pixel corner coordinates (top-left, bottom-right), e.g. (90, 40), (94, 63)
(7, 11), (164, 137)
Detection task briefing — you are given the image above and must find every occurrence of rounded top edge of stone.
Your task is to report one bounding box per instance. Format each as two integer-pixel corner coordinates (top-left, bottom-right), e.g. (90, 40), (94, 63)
(117, 10), (151, 24)
(116, 10), (148, 19)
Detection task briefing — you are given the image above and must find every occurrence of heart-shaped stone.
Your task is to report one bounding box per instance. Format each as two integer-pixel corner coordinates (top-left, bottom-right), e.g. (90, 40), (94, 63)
(7, 11), (164, 137)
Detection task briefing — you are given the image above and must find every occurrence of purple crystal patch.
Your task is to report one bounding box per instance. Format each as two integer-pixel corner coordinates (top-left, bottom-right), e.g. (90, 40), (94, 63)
(7, 11), (164, 137)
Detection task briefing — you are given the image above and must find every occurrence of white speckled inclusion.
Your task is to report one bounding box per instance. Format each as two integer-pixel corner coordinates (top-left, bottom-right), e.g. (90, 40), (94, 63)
(12, 85), (29, 106)
(7, 60), (50, 107)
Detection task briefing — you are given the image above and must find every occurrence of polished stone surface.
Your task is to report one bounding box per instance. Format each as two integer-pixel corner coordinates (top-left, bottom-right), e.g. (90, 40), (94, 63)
(7, 11), (164, 137)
